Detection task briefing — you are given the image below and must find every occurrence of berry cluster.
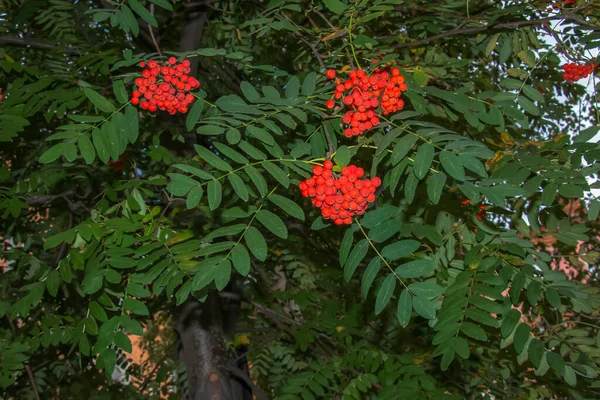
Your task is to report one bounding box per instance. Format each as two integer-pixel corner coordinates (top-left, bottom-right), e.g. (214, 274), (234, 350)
(563, 63), (598, 82)
(131, 57), (200, 114)
(325, 67), (408, 138)
(299, 160), (381, 225)
(461, 199), (487, 221)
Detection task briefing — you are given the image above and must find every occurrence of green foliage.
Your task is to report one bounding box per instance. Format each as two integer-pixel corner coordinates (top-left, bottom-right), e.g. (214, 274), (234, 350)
(1, 0), (600, 398)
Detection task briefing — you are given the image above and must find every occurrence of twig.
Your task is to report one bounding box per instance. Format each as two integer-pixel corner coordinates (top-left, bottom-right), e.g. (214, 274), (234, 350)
(321, 122), (335, 158)
(294, 32), (325, 69)
(138, 354), (169, 392)
(6, 317), (40, 400)
(148, 5), (163, 57)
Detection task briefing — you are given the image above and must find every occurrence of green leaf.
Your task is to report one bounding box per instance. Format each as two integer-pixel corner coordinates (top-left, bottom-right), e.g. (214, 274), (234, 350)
(413, 143), (434, 180)
(344, 239), (369, 282)
(391, 135), (418, 165)
(394, 259), (435, 279)
(173, 164), (213, 180)
(397, 289), (412, 327)
(45, 270), (60, 297)
(547, 352), (565, 376)
(562, 365), (577, 388)
(404, 172), (418, 204)
(194, 145), (232, 171)
(231, 245), (251, 276)
(214, 259), (232, 290)
(123, 297), (149, 315)
(438, 346), (455, 371)
(322, 0), (346, 14)
(542, 183), (557, 206)
(226, 129), (241, 144)
(207, 180), (222, 210)
(285, 76), (300, 98)
(186, 100), (205, 131)
(262, 162), (289, 188)
(362, 257), (381, 299)
(426, 172), (446, 204)
(83, 87), (115, 113)
(246, 125), (275, 145)
(334, 146), (351, 167)
(240, 81), (260, 102)
(340, 227), (355, 266)
(408, 281), (443, 298)
(501, 309), (521, 338)
(90, 301), (108, 322)
(545, 287), (561, 309)
(186, 186), (204, 209)
(513, 323), (530, 354)
(109, 256), (136, 269)
(129, 0), (158, 27)
(228, 173), (249, 202)
(92, 129), (110, 163)
(97, 349), (116, 374)
(381, 240), (419, 260)
(454, 336), (470, 359)
(302, 72), (317, 96)
(528, 339), (545, 368)
(149, 0), (173, 11)
(245, 166), (268, 197)
(588, 200), (600, 221)
(439, 151), (465, 181)
(39, 143), (64, 164)
(78, 135), (96, 164)
(112, 80), (128, 104)
(114, 331), (132, 353)
(244, 226), (267, 261)
(269, 194), (305, 220)
(459, 154), (488, 177)
(256, 209), (288, 239)
(461, 321), (488, 341)
(518, 95), (539, 116)
(558, 184), (583, 198)
(412, 295), (436, 319)
(375, 274), (396, 314)
(523, 85), (545, 103)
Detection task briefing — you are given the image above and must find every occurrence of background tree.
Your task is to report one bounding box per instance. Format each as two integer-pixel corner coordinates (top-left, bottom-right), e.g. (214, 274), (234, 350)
(1, 0), (600, 399)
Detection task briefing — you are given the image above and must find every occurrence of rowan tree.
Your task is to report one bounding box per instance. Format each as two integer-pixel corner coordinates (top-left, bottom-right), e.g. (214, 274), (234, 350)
(1, 0), (600, 399)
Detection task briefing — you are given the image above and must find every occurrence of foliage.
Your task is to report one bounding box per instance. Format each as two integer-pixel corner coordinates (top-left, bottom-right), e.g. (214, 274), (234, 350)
(1, 0), (600, 398)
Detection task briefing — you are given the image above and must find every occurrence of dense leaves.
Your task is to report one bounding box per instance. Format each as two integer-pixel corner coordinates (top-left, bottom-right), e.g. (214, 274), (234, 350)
(1, 0), (600, 399)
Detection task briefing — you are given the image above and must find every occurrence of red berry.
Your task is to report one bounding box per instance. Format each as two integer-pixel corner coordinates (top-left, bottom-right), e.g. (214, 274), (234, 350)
(326, 100), (335, 109)
(326, 69), (336, 79)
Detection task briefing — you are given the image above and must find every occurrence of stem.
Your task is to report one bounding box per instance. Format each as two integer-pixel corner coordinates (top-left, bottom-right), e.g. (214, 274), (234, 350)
(348, 14), (361, 69)
(148, 5), (163, 57)
(355, 220), (409, 291)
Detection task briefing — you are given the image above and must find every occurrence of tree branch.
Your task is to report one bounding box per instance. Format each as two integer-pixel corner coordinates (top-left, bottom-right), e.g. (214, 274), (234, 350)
(391, 14), (598, 49)
(0, 36), (79, 55)
(6, 317), (40, 400)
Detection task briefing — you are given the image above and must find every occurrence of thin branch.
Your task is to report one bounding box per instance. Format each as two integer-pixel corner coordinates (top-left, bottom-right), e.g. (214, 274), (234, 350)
(321, 122), (335, 158)
(0, 36), (79, 55)
(294, 32), (325, 69)
(392, 14), (598, 49)
(148, 4), (163, 57)
(138, 354), (169, 393)
(6, 317), (40, 400)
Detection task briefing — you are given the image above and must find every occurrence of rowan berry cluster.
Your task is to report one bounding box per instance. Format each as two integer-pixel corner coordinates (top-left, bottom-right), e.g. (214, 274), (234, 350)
(325, 67), (408, 138)
(563, 63), (598, 82)
(299, 160), (381, 225)
(130, 57), (200, 114)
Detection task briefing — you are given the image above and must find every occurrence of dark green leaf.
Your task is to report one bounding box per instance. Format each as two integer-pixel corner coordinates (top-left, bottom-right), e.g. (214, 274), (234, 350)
(256, 209), (288, 239)
(397, 289), (412, 327)
(344, 239), (369, 282)
(381, 240), (419, 260)
(207, 180), (222, 210)
(439, 151), (465, 181)
(244, 226), (267, 261)
(413, 143), (434, 180)
(375, 274), (396, 314)
(83, 87), (115, 113)
(269, 194), (305, 220)
(129, 0), (158, 27)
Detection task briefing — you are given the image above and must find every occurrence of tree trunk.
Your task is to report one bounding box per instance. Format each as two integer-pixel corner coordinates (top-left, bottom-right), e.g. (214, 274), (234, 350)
(174, 9), (254, 400)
